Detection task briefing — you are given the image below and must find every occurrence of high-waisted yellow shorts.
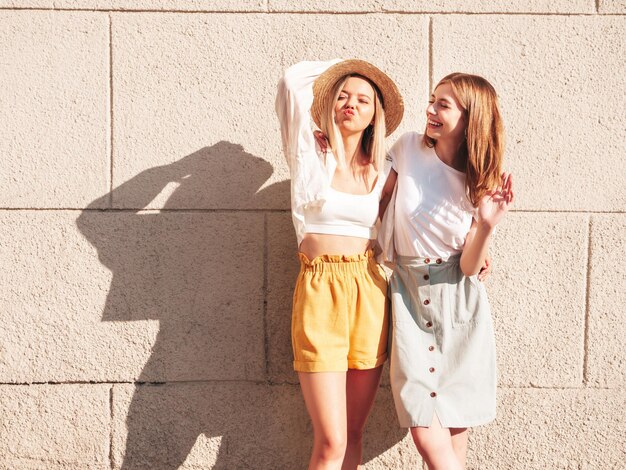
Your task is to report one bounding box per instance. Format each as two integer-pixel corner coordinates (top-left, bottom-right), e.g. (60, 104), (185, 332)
(291, 250), (389, 372)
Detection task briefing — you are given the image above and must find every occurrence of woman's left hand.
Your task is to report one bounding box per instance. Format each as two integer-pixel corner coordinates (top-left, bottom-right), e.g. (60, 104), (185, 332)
(476, 172), (514, 229)
(478, 255), (492, 282)
(313, 130), (329, 153)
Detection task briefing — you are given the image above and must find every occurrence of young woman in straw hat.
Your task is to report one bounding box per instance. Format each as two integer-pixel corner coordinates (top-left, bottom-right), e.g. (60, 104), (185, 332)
(275, 59), (404, 469)
(377, 72), (514, 469)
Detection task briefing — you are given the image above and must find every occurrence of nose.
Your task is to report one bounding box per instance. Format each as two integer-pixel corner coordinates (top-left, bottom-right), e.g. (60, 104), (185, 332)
(426, 102), (436, 115)
(346, 96), (358, 108)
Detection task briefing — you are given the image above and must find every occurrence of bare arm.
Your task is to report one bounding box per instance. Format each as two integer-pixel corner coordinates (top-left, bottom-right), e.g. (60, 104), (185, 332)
(460, 173), (514, 276)
(275, 60), (341, 172)
(379, 168), (397, 221)
(460, 220), (495, 276)
(478, 253), (492, 282)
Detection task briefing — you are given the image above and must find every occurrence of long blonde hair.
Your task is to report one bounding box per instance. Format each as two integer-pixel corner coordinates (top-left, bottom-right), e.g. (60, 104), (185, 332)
(319, 75), (387, 179)
(424, 73), (504, 206)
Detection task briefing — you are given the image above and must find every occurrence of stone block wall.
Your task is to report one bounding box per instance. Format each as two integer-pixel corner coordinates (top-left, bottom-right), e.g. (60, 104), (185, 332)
(1, 1), (624, 468)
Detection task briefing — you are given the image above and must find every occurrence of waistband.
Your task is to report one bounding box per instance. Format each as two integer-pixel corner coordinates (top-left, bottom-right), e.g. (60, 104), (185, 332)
(298, 249), (376, 273)
(395, 253), (461, 268)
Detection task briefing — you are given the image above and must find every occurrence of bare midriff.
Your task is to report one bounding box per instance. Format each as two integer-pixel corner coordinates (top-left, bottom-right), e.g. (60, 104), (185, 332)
(298, 233), (374, 260)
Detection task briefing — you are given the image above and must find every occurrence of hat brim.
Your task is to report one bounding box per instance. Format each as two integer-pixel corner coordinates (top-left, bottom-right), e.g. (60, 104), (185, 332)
(311, 59), (404, 137)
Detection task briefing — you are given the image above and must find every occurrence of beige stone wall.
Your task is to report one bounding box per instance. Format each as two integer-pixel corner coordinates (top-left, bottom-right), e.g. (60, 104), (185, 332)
(0, 1), (624, 468)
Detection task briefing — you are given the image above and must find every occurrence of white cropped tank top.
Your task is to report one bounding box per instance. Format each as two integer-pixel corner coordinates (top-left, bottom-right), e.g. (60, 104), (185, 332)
(303, 167), (386, 240)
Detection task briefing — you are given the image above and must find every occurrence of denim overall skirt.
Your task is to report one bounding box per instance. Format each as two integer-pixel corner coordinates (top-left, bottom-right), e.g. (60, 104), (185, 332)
(389, 254), (496, 428)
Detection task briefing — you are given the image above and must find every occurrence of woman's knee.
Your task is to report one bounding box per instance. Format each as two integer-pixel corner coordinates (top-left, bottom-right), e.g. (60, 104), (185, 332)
(314, 431), (347, 461)
(411, 427), (450, 457)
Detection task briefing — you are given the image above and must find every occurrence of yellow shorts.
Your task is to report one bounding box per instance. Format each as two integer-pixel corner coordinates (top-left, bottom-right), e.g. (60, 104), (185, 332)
(291, 250), (389, 372)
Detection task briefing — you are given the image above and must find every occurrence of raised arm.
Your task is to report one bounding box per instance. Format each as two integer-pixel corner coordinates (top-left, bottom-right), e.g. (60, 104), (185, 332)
(275, 60), (340, 173)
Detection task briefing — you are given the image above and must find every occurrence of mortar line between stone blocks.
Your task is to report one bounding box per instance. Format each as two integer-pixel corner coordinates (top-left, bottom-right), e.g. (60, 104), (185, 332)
(109, 385), (114, 470)
(582, 215), (592, 385)
(379, 10), (603, 16)
(0, 379), (275, 386)
(0, 8), (618, 16)
(108, 13), (114, 208)
(1, 381), (622, 390)
(262, 213), (270, 381)
(0, 7), (268, 13)
(236, 11), (605, 17)
(0, 208), (292, 213)
(428, 16), (433, 94)
(2, 208), (625, 214)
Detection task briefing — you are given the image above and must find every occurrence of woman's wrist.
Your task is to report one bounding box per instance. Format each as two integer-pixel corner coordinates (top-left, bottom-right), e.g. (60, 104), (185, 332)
(476, 219), (497, 234)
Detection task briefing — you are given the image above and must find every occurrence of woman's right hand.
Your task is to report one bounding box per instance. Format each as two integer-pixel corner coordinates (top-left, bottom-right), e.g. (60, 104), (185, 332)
(313, 130), (329, 153)
(476, 172), (514, 229)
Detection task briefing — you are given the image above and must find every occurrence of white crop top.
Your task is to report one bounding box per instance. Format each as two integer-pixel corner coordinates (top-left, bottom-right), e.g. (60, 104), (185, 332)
(303, 184), (381, 239)
(276, 60), (392, 244)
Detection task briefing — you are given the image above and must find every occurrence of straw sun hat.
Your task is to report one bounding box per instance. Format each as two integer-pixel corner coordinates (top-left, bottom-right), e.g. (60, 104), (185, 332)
(311, 59), (404, 137)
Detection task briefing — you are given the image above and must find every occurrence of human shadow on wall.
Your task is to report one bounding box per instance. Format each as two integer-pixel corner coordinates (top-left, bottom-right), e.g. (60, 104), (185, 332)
(76, 141), (405, 469)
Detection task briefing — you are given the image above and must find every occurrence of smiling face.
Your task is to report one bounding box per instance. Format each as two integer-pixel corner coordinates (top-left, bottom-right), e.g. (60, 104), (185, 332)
(426, 82), (467, 143)
(423, 72), (505, 206)
(333, 76), (377, 137)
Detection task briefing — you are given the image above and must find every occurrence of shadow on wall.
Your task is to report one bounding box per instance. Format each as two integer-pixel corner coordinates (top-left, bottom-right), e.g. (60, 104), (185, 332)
(76, 141), (405, 469)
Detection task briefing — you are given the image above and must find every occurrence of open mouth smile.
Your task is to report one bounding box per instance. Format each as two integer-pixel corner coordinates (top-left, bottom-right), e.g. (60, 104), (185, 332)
(427, 119), (442, 127)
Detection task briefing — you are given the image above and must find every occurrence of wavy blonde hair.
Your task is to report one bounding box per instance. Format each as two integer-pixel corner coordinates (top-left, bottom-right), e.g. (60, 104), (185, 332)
(319, 75), (387, 181)
(424, 73), (504, 206)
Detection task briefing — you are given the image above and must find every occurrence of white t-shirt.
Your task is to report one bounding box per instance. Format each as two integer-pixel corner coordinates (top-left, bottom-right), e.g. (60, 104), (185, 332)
(389, 132), (476, 258)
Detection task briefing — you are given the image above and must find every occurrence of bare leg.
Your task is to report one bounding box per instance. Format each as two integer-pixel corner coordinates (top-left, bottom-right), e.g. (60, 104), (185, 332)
(450, 428), (468, 469)
(299, 372), (347, 470)
(342, 366), (384, 469)
(410, 414), (463, 470)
